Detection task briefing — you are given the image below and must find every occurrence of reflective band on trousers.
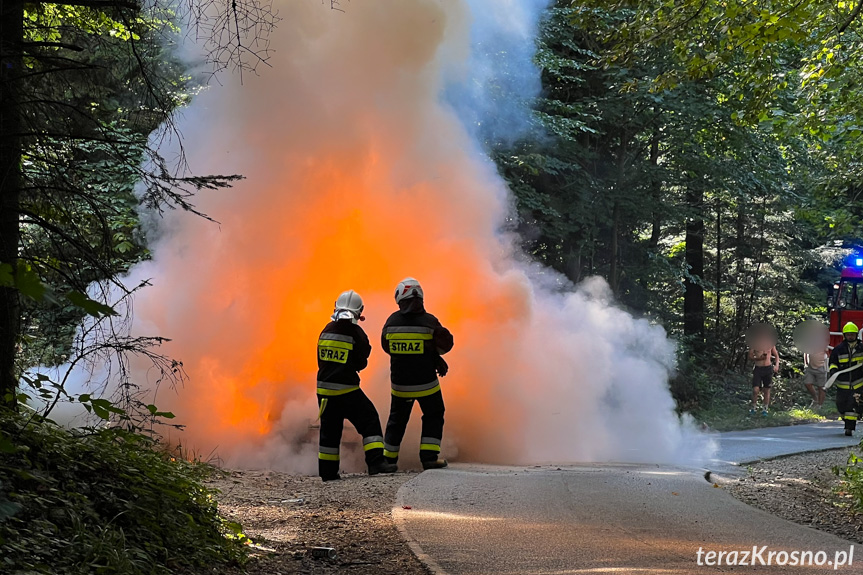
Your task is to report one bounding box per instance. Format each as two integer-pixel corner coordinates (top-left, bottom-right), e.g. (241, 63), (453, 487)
(420, 436), (441, 452)
(845, 414), (859, 421)
(363, 435), (385, 451)
(391, 380), (440, 398)
(316, 382), (360, 396)
(319, 445), (340, 460)
(384, 450), (399, 458)
(392, 384), (440, 398)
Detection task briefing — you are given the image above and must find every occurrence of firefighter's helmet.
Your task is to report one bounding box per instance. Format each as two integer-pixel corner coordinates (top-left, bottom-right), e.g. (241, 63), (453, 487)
(395, 277), (423, 304)
(843, 322), (859, 335)
(332, 290), (364, 323)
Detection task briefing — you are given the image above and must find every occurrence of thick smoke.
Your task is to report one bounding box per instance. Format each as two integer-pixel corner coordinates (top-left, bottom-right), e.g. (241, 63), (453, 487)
(442, 0), (552, 143)
(103, 0), (713, 471)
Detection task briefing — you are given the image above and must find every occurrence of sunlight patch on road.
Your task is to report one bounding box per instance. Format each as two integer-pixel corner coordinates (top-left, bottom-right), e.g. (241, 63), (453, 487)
(396, 509), (503, 522)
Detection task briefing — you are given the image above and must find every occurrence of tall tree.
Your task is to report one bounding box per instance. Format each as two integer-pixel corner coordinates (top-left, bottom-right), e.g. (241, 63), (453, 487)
(0, 0), (25, 407)
(683, 186), (705, 347)
(0, 0), (276, 410)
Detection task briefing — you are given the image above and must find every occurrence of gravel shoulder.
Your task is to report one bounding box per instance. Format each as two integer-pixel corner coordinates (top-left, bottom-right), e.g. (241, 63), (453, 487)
(725, 447), (863, 544)
(204, 470), (429, 575)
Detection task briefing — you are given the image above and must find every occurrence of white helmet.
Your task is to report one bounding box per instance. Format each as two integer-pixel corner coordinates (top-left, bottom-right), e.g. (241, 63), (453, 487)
(394, 277), (423, 304)
(332, 290), (364, 323)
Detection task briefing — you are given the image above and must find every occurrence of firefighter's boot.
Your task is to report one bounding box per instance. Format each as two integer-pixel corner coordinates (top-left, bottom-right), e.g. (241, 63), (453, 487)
(368, 461), (398, 476)
(421, 458), (448, 470)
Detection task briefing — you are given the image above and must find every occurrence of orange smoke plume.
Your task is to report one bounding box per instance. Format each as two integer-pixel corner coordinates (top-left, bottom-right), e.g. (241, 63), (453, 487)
(124, 0), (711, 471)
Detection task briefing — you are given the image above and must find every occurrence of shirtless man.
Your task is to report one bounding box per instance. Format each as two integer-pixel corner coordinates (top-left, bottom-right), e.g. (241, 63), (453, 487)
(749, 341), (780, 416)
(803, 347), (829, 409)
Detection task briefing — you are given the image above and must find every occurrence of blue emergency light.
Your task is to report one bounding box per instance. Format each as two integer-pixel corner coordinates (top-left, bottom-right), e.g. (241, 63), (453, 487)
(857, 258), (863, 266)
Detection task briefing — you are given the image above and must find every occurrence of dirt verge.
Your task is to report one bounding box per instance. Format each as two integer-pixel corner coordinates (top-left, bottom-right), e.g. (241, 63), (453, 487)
(205, 470), (429, 575)
(724, 447), (863, 544)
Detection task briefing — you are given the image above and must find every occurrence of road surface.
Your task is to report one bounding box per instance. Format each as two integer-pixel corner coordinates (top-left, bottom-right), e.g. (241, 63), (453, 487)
(709, 421), (858, 476)
(395, 422), (861, 574)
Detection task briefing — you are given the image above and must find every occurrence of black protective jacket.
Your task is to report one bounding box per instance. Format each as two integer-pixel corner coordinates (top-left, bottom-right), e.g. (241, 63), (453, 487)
(381, 298), (454, 387)
(317, 319), (372, 386)
(829, 338), (863, 389)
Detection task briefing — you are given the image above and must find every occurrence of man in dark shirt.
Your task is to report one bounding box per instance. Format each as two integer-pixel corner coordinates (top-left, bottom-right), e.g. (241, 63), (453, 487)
(381, 278), (454, 470)
(316, 290), (396, 481)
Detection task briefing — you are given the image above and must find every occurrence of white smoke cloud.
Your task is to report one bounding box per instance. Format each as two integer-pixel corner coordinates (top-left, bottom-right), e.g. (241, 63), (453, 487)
(36, 0), (715, 472)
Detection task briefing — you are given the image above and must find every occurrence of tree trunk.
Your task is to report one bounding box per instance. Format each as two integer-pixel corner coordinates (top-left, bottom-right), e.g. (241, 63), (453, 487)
(0, 0), (23, 408)
(610, 200), (620, 293)
(563, 238), (582, 284)
(725, 200), (747, 371)
(610, 134), (629, 295)
(714, 198), (721, 336)
(745, 211), (768, 329)
(648, 132), (661, 249)
(684, 187), (705, 350)
(733, 201), (747, 337)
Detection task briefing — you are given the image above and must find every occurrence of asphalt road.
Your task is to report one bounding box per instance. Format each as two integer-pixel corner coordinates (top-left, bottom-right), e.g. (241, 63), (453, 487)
(709, 421), (859, 476)
(395, 423), (862, 574)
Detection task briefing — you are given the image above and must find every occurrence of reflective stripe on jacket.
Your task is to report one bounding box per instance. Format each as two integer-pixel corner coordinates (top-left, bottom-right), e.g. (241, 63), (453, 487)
(829, 339), (863, 389)
(381, 300), (453, 389)
(316, 319), (371, 390)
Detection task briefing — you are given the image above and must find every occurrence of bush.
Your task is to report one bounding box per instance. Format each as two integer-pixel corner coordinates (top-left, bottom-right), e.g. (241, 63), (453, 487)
(0, 410), (248, 574)
(835, 440), (863, 514)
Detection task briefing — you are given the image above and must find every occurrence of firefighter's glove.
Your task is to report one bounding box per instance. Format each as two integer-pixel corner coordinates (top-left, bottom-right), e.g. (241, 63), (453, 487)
(435, 356), (449, 377)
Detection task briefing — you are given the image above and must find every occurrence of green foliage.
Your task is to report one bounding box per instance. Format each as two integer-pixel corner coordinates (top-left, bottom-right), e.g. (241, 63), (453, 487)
(834, 440), (863, 514)
(698, 403), (825, 432)
(482, 2), (863, 438)
(0, 410), (248, 574)
(11, 0), (202, 374)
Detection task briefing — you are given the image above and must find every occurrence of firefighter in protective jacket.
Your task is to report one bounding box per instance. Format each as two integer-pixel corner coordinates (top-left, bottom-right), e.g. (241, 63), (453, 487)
(829, 321), (863, 436)
(381, 278), (454, 470)
(316, 290), (397, 481)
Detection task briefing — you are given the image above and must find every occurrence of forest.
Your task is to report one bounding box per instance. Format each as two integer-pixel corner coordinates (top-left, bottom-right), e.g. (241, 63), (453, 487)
(3, 0), (863, 572)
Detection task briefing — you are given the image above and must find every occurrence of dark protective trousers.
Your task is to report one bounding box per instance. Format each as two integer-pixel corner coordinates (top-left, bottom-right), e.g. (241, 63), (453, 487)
(836, 387), (863, 431)
(383, 390), (444, 464)
(317, 389), (385, 479)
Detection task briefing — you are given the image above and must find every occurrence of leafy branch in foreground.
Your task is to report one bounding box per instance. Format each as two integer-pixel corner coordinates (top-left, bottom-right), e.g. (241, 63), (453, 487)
(15, 279), (188, 436)
(0, 410), (248, 575)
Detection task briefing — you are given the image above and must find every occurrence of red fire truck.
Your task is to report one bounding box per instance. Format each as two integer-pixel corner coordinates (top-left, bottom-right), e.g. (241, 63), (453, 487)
(828, 255), (863, 348)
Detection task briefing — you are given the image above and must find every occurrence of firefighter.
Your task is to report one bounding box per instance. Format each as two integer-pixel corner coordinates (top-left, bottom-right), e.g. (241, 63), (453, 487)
(381, 278), (453, 470)
(316, 290), (397, 481)
(828, 321), (863, 436)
